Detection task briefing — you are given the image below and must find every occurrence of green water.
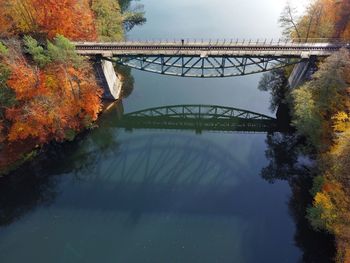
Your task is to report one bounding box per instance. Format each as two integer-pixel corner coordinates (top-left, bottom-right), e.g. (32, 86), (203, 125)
(0, 1), (334, 262)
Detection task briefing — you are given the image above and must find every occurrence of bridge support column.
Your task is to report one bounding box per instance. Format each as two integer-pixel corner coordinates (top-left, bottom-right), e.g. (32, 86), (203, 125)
(93, 58), (123, 100)
(288, 56), (317, 89)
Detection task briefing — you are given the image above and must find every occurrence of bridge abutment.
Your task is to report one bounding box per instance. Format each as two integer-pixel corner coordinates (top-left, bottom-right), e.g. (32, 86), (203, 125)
(288, 57), (317, 88)
(93, 58), (123, 100)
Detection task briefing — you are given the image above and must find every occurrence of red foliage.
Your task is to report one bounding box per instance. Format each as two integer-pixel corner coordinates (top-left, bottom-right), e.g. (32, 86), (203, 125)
(3, 55), (102, 143)
(0, 0), (97, 40)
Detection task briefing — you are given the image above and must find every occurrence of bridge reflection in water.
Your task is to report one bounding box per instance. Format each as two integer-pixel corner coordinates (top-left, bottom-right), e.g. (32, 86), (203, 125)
(115, 104), (278, 133)
(65, 133), (269, 217)
(0, 104), (277, 226)
(56, 104), (278, 216)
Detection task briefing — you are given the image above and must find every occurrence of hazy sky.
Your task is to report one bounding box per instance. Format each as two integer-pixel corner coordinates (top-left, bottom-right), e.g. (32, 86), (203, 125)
(287, 0), (310, 13)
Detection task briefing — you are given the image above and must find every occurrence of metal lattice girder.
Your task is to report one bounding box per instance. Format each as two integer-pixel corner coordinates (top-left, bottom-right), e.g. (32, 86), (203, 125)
(112, 55), (299, 78)
(125, 105), (275, 120)
(117, 105), (278, 133)
(74, 39), (350, 77)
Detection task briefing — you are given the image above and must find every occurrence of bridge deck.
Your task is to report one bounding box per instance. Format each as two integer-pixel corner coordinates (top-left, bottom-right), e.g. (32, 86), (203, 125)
(74, 40), (350, 77)
(74, 41), (350, 58)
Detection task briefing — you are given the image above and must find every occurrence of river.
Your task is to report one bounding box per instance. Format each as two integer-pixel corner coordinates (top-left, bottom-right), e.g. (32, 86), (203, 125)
(0, 1), (333, 262)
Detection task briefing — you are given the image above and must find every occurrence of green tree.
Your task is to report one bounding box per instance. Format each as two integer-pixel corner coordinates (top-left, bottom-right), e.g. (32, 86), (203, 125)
(24, 36), (51, 68)
(0, 63), (16, 119)
(24, 35), (83, 68)
(292, 49), (350, 149)
(0, 42), (8, 56)
(122, 11), (146, 32)
(292, 84), (323, 147)
(47, 35), (83, 67)
(91, 0), (124, 41)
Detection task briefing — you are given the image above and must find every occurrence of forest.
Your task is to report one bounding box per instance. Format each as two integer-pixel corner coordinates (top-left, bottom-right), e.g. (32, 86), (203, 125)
(0, 0), (144, 173)
(261, 0), (350, 261)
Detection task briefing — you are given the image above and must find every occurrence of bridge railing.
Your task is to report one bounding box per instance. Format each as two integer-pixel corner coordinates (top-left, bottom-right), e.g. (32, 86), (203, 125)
(119, 38), (350, 45)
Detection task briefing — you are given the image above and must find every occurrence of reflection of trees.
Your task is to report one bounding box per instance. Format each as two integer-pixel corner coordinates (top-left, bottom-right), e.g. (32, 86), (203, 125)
(0, 151), (60, 227)
(0, 103), (124, 227)
(261, 132), (305, 183)
(258, 68), (289, 112)
(115, 64), (134, 98)
(261, 131), (335, 262)
(289, 175), (336, 263)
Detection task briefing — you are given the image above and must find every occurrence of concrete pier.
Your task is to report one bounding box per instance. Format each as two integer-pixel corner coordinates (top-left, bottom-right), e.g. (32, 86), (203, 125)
(93, 59), (123, 100)
(288, 57), (316, 88)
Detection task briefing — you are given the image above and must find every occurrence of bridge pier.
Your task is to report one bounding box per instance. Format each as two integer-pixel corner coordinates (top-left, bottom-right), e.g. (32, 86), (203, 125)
(288, 57), (317, 88)
(93, 58), (123, 100)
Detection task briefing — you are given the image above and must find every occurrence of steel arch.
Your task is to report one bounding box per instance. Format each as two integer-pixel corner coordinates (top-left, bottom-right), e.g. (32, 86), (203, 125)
(109, 55), (300, 78)
(124, 105), (275, 120)
(116, 105), (277, 133)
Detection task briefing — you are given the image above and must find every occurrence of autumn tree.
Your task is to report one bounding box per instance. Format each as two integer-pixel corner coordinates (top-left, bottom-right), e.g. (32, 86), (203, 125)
(279, 3), (302, 39)
(292, 49), (350, 149)
(0, 0), (97, 40)
(2, 36), (102, 143)
(91, 0), (124, 41)
(280, 0), (343, 40)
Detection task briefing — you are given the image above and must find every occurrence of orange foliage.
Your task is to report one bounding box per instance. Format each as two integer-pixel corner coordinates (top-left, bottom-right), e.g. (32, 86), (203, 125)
(334, 0), (350, 38)
(0, 0), (104, 172)
(32, 0), (97, 40)
(3, 53), (102, 143)
(0, 0), (97, 40)
(6, 58), (41, 100)
(294, 0), (350, 39)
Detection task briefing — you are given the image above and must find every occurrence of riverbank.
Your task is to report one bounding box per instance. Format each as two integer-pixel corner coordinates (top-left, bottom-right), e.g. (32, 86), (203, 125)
(272, 1), (350, 260)
(0, 0), (144, 176)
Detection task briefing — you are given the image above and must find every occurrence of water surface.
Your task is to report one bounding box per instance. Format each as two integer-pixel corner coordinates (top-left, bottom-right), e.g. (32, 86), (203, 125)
(0, 1), (306, 262)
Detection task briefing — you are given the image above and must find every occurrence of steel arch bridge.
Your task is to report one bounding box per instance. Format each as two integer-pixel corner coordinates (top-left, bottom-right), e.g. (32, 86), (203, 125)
(74, 39), (350, 77)
(116, 104), (277, 133)
(114, 55), (293, 78)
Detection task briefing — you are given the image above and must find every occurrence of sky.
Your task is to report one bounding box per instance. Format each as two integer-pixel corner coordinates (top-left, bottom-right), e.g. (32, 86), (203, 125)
(287, 0), (310, 13)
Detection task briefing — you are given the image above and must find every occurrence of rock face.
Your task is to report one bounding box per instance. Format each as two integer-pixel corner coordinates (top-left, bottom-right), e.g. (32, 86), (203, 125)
(93, 59), (123, 100)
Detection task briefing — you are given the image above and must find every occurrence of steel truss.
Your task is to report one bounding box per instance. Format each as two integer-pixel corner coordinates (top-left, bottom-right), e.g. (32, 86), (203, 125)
(117, 105), (277, 133)
(108, 55), (300, 78)
(125, 105), (275, 120)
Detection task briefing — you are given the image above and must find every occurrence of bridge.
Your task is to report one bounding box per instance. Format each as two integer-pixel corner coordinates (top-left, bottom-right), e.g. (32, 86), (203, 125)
(115, 104), (278, 133)
(74, 39), (350, 99)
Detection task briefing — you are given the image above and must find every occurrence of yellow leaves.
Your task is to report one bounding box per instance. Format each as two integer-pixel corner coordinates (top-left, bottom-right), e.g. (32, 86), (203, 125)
(314, 192), (334, 211)
(313, 190), (338, 231)
(332, 111), (350, 132)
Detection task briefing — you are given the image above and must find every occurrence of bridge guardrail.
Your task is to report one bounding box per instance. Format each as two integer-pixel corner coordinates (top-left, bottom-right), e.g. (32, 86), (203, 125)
(121, 38), (350, 44)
